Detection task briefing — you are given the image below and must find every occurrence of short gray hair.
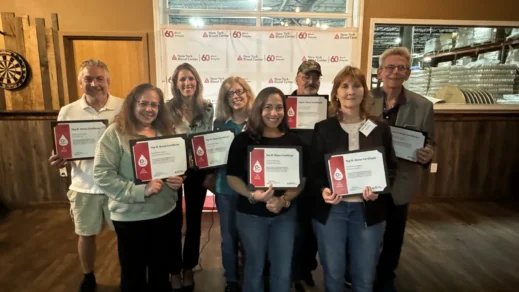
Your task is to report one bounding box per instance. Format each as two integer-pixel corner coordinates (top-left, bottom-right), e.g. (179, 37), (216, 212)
(77, 59), (110, 81)
(379, 47), (411, 68)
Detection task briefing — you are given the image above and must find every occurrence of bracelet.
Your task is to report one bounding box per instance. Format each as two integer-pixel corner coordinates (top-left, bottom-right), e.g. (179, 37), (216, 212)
(248, 192), (257, 204)
(280, 195), (291, 208)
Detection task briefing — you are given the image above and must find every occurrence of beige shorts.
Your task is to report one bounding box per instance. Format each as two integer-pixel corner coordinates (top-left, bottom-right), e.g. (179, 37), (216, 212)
(67, 190), (114, 236)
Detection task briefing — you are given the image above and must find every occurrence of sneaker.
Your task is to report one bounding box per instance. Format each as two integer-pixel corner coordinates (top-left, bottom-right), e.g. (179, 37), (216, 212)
(225, 282), (240, 292)
(78, 275), (97, 292)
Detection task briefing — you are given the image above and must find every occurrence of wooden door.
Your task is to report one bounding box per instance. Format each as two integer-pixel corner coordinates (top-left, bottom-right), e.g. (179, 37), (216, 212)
(62, 34), (149, 102)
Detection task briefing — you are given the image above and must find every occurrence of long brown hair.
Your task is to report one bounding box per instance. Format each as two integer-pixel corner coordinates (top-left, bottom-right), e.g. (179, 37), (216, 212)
(328, 66), (373, 119)
(215, 76), (255, 122)
(245, 86), (289, 142)
(168, 63), (205, 125)
(113, 83), (174, 137)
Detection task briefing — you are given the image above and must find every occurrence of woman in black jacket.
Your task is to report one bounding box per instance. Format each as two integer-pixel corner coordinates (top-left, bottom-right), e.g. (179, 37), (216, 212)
(310, 66), (398, 292)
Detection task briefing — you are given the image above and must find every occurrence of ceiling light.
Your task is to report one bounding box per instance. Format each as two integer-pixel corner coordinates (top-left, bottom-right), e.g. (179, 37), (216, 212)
(423, 57), (432, 62)
(395, 37), (402, 44)
(305, 18), (311, 24)
(295, 6), (300, 12)
(189, 18), (204, 28)
(316, 22), (321, 28)
(284, 22), (289, 26)
(321, 24), (329, 30)
(263, 7), (272, 10)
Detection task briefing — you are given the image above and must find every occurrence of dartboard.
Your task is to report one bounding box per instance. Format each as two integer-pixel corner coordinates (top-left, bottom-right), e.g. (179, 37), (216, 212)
(0, 50), (29, 90)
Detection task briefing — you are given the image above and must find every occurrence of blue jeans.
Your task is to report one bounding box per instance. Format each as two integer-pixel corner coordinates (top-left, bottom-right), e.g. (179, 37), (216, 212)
(215, 193), (239, 283)
(313, 202), (386, 292)
(236, 206), (297, 292)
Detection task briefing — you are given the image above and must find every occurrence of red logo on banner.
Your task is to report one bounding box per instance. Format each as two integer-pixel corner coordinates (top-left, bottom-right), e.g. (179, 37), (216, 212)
(133, 142), (152, 181)
(330, 56), (339, 62)
(201, 54), (211, 61)
(192, 136), (209, 168)
(237, 55), (243, 61)
(250, 149), (265, 187)
(203, 32), (208, 38)
(204, 78), (210, 83)
(286, 97), (298, 129)
(298, 32), (308, 39)
(269, 33), (275, 38)
(334, 34), (340, 39)
(164, 30), (174, 38)
(54, 124), (72, 159)
(269, 78), (273, 83)
(328, 156), (348, 195)
(233, 31), (242, 38)
(172, 55), (177, 60)
(266, 55), (276, 62)
(302, 56), (307, 62)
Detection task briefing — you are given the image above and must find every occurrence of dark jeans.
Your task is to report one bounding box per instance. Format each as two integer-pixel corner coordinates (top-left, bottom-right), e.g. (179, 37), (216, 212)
(171, 169), (208, 274)
(313, 202), (385, 292)
(215, 193), (239, 283)
(113, 210), (175, 292)
(375, 198), (409, 291)
(292, 195), (318, 281)
(236, 206), (297, 292)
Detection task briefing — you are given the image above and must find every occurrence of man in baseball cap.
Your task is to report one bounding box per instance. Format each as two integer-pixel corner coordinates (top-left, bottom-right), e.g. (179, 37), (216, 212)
(292, 60), (322, 96)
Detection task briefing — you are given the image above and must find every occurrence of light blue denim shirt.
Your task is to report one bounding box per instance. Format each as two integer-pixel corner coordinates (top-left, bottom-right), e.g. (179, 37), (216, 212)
(214, 118), (246, 195)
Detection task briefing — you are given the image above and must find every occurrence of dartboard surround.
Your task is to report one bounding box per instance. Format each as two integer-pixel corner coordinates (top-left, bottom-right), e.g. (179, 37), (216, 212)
(0, 50), (29, 90)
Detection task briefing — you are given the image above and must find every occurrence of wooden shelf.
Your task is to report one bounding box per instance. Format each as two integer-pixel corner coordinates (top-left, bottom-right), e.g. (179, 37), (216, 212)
(425, 39), (519, 60)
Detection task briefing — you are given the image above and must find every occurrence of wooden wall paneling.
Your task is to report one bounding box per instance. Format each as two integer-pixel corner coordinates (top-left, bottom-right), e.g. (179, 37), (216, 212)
(35, 18), (53, 110)
(45, 28), (60, 109)
(0, 112), (69, 207)
(21, 15), (44, 110)
(1, 12), (17, 110)
(0, 88), (5, 111)
(51, 13), (64, 107)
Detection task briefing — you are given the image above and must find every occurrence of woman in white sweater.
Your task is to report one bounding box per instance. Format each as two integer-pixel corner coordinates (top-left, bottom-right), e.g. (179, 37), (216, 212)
(93, 83), (184, 292)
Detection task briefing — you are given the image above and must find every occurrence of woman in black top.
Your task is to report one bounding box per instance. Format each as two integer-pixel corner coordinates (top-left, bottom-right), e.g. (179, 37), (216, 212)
(310, 66), (398, 292)
(226, 87), (306, 292)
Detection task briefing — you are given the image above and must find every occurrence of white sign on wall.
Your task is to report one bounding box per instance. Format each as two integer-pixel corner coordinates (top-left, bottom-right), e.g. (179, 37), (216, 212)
(162, 28), (357, 108)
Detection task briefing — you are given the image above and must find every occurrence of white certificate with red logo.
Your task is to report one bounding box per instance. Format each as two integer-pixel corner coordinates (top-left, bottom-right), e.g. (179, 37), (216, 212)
(247, 146), (303, 190)
(285, 95), (328, 129)
(51, 120), (108, 160)
(190, 130), (235, 169)
(130, 135), (188, 185)
(325, 147), (390, 196)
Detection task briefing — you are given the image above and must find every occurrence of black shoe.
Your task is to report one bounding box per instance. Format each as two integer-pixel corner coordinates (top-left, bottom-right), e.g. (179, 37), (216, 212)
(79, 275), (97, 292)
(225, 281), (240, 292)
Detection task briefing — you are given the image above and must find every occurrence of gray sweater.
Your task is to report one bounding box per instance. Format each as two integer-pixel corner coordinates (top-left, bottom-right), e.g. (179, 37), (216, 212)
(93, 123), (178, 222)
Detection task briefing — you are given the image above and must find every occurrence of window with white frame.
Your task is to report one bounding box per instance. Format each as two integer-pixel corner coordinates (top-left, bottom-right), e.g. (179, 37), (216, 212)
(158, 0), (359, 29)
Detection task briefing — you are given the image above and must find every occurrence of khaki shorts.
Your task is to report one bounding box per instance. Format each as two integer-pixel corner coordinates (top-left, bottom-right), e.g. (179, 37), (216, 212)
(67, 190), (114, 236)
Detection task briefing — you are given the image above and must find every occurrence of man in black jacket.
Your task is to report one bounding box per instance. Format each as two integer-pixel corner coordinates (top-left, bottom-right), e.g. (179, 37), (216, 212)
(290, 60), (322, 292)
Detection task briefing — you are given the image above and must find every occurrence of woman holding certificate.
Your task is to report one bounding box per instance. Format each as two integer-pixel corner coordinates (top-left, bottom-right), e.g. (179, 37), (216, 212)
(213, 76), (255, 292)
(226, 86), (306, 292)
(167, 63), (214, 291)
(93, 83), (184, 292)
(310, 66), (398, 292)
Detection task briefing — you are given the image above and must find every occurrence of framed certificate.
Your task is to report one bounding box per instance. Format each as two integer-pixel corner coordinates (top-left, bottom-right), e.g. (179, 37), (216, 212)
(51, 119), (108, 160)
(130, 134), (189, 185)
(325, 147), (390, 196)
(389, 126), (427, 163)
(190, 129), (235, 170)
(247, 145), (303, 190)
(285, 95), (329, 130)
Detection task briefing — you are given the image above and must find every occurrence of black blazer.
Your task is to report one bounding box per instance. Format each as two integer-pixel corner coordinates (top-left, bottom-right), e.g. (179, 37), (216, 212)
(310, 116), (398, 226)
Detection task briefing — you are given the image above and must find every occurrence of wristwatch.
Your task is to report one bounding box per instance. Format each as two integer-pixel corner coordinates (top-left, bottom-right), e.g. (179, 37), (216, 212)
(281, 195), (291, 208)
(248, 192), (257, 204)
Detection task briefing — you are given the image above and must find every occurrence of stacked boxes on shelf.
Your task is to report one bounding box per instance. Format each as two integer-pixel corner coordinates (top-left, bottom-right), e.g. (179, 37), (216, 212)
(455, 27), (474, 48)
(449, 64), (516, 100)
(424, 38), (441, 54)
(405, 69), (430, 97)
(428, 67), (451, 96)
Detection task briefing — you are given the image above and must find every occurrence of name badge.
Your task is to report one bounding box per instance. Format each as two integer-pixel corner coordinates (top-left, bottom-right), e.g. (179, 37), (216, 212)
(360, 120), (377, 137)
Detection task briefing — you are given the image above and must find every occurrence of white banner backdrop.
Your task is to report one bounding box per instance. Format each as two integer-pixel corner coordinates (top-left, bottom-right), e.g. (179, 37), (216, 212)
(161, 28), (358, 105)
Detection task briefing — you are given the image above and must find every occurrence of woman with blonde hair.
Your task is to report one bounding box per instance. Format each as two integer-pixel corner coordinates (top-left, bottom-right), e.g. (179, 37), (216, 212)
(167, 63), (214, 291)
(93, 83), (183, 292)
(310, 66), (398, 292)
(213, 76), (255, 292)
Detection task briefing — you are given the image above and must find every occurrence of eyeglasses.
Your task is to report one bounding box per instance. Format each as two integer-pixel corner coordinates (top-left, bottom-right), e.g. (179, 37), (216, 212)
(227, 90), (247, 98)
(262, 105), (284, 112)
(300, 75), (322, 82)
(382, 65), (410, 72)
(137, 101), (160, 109)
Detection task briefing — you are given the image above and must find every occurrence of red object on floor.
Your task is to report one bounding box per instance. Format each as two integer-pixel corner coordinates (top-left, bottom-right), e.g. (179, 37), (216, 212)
(181, 191), (217, 212)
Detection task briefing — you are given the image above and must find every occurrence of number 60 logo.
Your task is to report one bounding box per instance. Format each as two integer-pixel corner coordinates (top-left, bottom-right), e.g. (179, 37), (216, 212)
(164, 30), (174, 38)
(330, 56), (339, 62)
(232, 31), (242, 38)
(266, 55), (276, 62)
(201, 54), (211, 61)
